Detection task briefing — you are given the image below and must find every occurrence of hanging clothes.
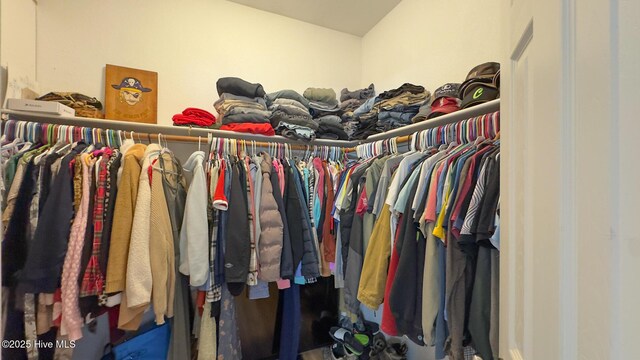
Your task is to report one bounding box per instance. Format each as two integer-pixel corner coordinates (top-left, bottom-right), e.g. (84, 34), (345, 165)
(1, 115), (499, 360)
(179, 151), (209, 287)
(257, 153), (284, 282)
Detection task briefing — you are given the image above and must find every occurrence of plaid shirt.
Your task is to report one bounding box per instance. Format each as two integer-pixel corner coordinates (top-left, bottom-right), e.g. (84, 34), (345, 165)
(207, 157), (222, 302)
(80, 149), (111, 297)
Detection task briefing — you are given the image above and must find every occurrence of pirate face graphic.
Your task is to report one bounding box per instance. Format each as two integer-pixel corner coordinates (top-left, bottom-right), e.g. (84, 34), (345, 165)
(112, 77), (152, 106)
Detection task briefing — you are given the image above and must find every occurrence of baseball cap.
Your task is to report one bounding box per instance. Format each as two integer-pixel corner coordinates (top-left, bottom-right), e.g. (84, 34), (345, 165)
(459, 62), (501, 100)
(463, 62), (500, 81)
(430, 83), (461, 105)
(427, 97), (461, 119)
(460, 81), (499, 109)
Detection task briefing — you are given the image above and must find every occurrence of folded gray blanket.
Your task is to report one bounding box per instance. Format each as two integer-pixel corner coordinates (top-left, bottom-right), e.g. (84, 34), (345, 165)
(339, 98), (366, 111)
(316, 115), (343, 128)
(266, 89), (310, 108)
(272, 98), (308, 111)
(226, 106), (272, 118)
(316, 115), (348, 140)
(270, 109), (318, 130)
(221, 113), (271, 125)
(216, 77), (266, 98)
(269, 103), (311, 118)
(340, 83), (375, 102)
(214, 93), (267, 107)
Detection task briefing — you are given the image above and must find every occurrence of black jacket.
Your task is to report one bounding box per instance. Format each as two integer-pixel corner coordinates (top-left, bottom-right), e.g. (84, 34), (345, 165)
(3, 160), (38, 287)
(225, 159), (251, 284)
(284, 161), (303, 272)
(388, 174), (425, 346)
(20, 143), (86, 293)
(291, 160), (319, 279)
(270, 165), (293, 279)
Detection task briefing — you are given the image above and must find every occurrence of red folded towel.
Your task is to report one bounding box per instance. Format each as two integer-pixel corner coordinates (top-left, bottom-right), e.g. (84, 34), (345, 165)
(220, 123), (275, 136)
(172, 107), (216, 127)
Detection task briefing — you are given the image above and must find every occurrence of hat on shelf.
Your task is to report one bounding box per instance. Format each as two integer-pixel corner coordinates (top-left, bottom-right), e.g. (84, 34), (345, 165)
(463, 62), (501, 81)
(428, 97), (462, 119)
(430, 83), (461, 103)
(493, 69), (501, 88)
(459, 62), (500, 109)
(460, 81), (499, 109)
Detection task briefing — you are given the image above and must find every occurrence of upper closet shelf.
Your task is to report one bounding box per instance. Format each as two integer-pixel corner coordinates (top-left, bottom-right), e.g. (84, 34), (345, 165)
(364, 99), (500, 142)
(1, 99), (499, 148)
(0, 109), (358, 148)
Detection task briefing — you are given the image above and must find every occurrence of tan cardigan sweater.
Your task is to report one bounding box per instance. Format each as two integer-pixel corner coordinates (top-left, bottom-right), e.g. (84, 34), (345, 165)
(126, 144), (161, 307)
(105, 144), (147, 293)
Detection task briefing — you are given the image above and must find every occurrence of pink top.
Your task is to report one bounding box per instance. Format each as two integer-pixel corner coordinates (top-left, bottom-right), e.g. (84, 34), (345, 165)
(313, 158), (325, 206)
(274, 160), (285, 196)
(61, 155), (93, 341)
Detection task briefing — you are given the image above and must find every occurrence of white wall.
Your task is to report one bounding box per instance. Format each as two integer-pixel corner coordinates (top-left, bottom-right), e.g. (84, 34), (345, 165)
(0, 0), (37, 95)
(35, 0), (362, 125)
(359, 2), (502, 359)
(361, 0), (502, 92)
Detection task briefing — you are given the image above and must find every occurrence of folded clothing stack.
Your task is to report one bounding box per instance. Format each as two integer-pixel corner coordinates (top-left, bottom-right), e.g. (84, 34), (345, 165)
(350, 96), (383, 140)
(172, 107), (217, 127)
(350, 115), (383, 141)
(304, 87), (340, 118)
(316, 115), (348, 140)
(214, 77), (274, 136)
(305, 87), (357, 140)
(348, 83), (430, 140)
(266, 89), (317, 141)
(374, 83), (431, 131)
(339, 84), (376, 139)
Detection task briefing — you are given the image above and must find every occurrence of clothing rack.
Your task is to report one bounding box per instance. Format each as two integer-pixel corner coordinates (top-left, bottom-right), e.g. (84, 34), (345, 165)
(355, 110), (500, 158)
(1, 98), (500, 155)
(0, 109), (360, 148)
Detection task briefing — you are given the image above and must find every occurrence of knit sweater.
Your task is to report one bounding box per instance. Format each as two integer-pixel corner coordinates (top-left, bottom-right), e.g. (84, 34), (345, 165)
(126, 144), (161, 307)
(105, 144), (147, 293)
(149, 152), (176, 324)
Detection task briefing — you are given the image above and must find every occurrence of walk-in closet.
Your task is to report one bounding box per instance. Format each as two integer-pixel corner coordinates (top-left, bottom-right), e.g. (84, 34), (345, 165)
(1, 0), (638, 359)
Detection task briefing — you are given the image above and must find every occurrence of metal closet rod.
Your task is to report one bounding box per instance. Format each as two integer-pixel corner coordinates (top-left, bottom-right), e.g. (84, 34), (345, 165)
(1, 98), (499, 149)
(1, 109), (360, 148)
(359, 99), (500, 143)
(1, 118), (354, 152)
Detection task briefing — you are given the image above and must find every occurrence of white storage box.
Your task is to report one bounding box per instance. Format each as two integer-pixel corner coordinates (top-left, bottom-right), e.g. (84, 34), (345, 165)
(6, 98), (75, 116)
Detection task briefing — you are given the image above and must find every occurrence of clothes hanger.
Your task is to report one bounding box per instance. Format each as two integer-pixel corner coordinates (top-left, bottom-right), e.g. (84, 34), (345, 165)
(105, 129), (111, 148)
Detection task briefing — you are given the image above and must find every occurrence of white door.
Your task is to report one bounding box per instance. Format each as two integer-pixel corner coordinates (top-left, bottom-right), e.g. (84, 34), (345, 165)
(501, 0), (640, 359)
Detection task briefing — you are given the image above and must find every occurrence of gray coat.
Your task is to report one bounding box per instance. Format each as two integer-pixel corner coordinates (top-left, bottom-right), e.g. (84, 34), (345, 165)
(258, 154), (284, 282)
